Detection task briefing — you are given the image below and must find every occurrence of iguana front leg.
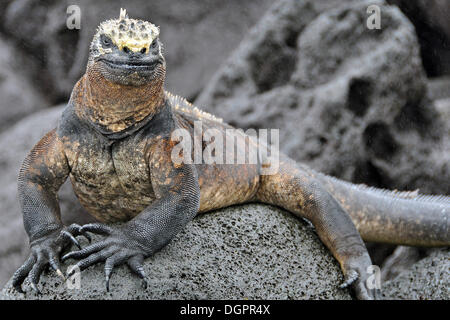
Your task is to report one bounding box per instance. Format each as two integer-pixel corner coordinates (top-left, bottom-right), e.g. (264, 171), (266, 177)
(13, 130), (91, 293)
(62, 138), (200, 290)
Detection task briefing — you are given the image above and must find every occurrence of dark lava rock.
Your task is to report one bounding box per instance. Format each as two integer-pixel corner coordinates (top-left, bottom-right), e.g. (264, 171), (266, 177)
(382, 248), (450, 300)
(2, 205), (352, 300)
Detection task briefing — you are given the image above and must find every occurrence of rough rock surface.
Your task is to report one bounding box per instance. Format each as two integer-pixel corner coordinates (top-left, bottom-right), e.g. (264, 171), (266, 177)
(1, 0), (271, 102)
(428, 76), (450, 100)
(383, 249), (450, 300)
(0, 35), (47, 133)
(388, 0), (450, 77)
(2, 205), (352, 300)
(0, 106), (95, 287)
(380, 246), (428, 281)
(428, 77), (450, 125)
(196, 0), (449, 195)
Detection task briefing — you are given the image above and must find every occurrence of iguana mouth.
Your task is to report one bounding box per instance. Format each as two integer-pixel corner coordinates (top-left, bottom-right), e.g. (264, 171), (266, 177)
(99, 58), (161, 71)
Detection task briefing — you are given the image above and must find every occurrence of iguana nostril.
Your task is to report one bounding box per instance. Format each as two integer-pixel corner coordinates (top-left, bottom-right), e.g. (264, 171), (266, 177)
(123, 46), (130, 53)
(140, 47), (146, 54)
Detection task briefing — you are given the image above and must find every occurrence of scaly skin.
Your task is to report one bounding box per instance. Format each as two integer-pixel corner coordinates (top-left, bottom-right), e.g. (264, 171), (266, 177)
(12, 10), (449, 299)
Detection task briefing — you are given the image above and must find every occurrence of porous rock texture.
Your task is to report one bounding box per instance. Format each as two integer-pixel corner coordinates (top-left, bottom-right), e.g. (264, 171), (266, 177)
(196, 0), (450, 195)
(383, 249), (450, 300)
(2, 205), (353, 300)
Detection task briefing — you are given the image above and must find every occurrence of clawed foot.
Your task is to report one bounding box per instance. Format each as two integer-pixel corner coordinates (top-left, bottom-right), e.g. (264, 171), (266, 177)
(61, 223), (149, 292)
(340, 255), (382, 300)
(12, 223), (91, 294)
(14, 223), (378, 299)
(13, 223), (148, 294)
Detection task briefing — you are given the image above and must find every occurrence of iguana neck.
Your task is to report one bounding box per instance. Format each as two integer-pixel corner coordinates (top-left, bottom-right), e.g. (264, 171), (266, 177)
(72, 67), (165, 135)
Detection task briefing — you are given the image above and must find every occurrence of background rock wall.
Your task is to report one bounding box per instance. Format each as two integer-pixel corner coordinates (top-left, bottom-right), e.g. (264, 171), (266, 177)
(196, 0), (449, 195)
(0, 0), (272, 129)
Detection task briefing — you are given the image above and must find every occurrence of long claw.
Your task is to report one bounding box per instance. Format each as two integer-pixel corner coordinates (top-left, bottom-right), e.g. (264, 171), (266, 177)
(30, 282), (41, 295)
(56, 269), (66, 281)
(14, 284), (25, 294)
(127, 255), (149, 290)
(103, 253), (128, 292)
(48, 253), (65, 281)
(80, 223), (113, 236)
(28, 253), (46, 295)
(62, 241), (108, 262)
(13, 226), (90, 295)
(340, 270), (358, 289)
(66, 223), (92, 243)
(105, 271), (111, 292)
(75, 247), (117, 274)
(105, 261), (113, 292)
(82, 232), (92, 243)
(12, 255), (35, 292)
(61, 230), (82, 250)
(141, 275), (149, 290)
(61, 252), (74, 262)
(66, 265), (77, 278)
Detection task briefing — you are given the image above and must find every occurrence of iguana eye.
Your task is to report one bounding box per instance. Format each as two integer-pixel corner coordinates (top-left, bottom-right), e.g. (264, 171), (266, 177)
(101, 35), (113, 48)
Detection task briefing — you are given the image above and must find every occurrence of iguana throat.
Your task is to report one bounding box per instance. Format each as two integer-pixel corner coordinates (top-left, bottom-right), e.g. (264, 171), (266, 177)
(72, 67), (165, 135)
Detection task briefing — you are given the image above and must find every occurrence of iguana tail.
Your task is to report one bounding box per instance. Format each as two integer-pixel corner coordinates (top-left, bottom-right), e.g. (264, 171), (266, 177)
(316, 172), (449, 246)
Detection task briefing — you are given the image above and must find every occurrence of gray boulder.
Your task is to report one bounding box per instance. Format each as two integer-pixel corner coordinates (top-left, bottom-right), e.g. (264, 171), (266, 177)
(196, 0), (449, 195)
(2, 205), (352, 300)
(383, 249), (450, 300)
(388, 0), (450, 77)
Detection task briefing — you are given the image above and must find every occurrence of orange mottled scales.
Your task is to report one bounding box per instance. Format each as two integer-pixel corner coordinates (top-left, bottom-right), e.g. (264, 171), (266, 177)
(64, 132), (156, 222)
(64, 92), (259, 222)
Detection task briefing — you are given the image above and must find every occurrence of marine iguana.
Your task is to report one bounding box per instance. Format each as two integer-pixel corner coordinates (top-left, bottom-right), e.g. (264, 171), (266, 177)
(12, 9), (449, 300)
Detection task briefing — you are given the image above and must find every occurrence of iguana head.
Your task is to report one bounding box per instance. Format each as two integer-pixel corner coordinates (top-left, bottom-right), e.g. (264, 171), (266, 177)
(87, 8), (165, 86)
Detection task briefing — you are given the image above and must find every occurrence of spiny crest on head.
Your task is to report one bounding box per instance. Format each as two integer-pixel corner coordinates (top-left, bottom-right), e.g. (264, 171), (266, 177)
(94, 8), (160, 54)
(119, 8), (128, 20)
